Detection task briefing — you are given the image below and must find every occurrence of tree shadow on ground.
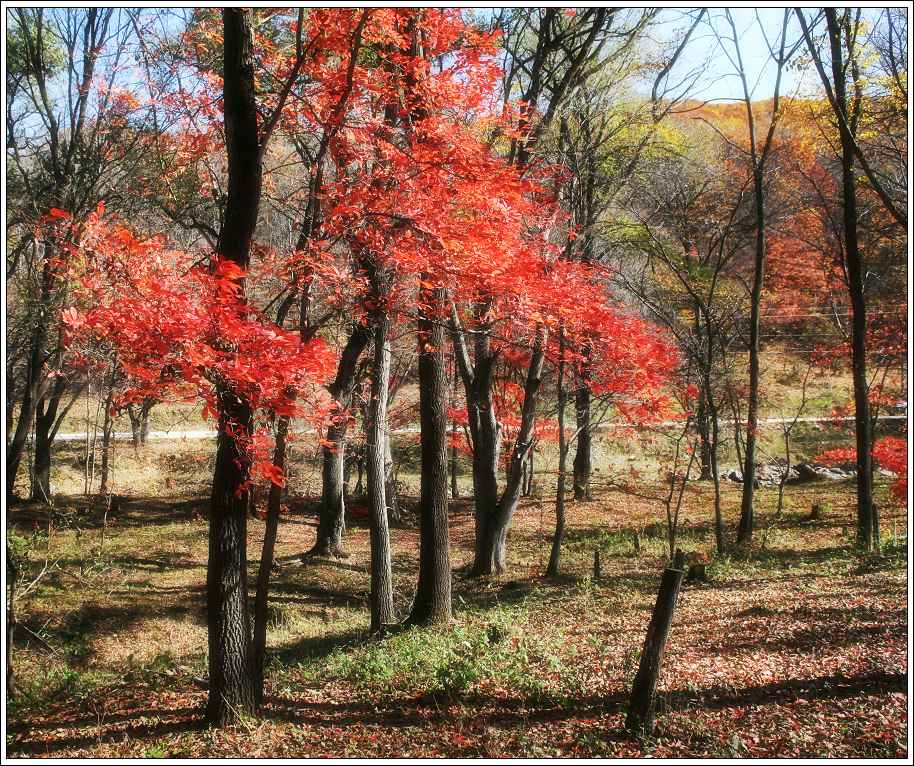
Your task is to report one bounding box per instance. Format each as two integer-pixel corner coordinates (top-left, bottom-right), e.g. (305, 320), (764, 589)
(7, 495), (209, 532)
(7, 667), (904, 757)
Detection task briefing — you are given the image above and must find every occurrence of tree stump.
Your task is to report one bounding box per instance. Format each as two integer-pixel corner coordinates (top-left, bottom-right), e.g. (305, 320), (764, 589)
(593, 549), (602, 581)
(626, 566), (684, 735)
(673, 548), (685, 570)
(686, 563), (707, 583)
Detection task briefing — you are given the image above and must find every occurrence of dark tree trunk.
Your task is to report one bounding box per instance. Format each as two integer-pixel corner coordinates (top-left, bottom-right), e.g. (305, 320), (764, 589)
(31, 411), (52, 503)
(449, 365), (459, 499)
(407, 286), (452, 625)
(128, 397), (155, 449)
(451, 306), (507, 574)
(7, 251), (54, 497)
(7, 546), (18, 698)
(737, 163), (765, 545)
(708, 385), (726, 557)
(30, 372), (67, 504)
(572, 364), (592, 500)
(366, 296), (395, 631)
(825, 9), (876, 551)
(695, 395), (713, 481)
(475, 325), (547, 575)
(98, 376), (115, 496)
(207, 393), (256, 725)
(547, 329), (567, 577)
(252, 415), (288, 707)
(309, 323), (371, 558)
(205, 8), (262, 727)
(626, 566), (685, 735)
(251, 411), (291, 708)
(314, 423), (348, 557)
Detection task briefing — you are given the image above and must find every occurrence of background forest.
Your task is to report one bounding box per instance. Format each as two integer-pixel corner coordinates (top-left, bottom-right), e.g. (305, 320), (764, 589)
(3, 6), (908, 759)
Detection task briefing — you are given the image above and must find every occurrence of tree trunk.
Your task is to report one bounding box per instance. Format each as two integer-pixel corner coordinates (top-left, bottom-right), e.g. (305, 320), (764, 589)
(309, 323), (371, 558)
(475, 324), (547, 575)
(313, 425), (348, 557)
(31, 410), (52, 503)
(128, 397), (154, 449)
(6, 250), (54, 497)
(207, 393), (256, 725)
(366, 299), (395, 631)
(709, 394), (726, 557)
(205, 8), (262, 727)
(626, 566), (685, 736)
(407, 286), (452, 625)
(572, 374), (592, 500)
(826, 9), (876, 551)
(7, 546), (18, 698)
(737, 165), (768, 545)
(547, 329), (567, 577)
(383, 427), (399, 524)
(252, 414), (288, 707)
(139, 400), (152, 445)
(98, 382), (114, 496)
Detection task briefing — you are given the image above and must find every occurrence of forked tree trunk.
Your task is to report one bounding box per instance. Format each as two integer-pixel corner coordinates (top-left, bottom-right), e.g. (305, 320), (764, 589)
(30, 373), (67, 504)
(475, 324), (547, 575)
(309, 323), (371, 558)
(7, 250), (54, 497)
(407, 286), (452, 625)
(31, 412), (52, 503)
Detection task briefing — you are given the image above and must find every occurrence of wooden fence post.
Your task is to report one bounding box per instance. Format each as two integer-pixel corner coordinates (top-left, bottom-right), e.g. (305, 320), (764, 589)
(625, 566), (684, 735)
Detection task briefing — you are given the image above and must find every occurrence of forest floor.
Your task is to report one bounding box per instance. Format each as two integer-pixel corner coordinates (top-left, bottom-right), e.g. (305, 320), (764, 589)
(5, 467), (908, 759)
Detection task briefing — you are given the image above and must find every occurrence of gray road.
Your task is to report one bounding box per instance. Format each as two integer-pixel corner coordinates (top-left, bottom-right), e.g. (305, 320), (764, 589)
(50, 414), (906, 443)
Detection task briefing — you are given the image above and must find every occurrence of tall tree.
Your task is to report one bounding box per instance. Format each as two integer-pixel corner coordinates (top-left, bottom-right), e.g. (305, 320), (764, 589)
(204, 8), (263, 725)
(796, 8), (881, 550)
(724, 9), (793, 544)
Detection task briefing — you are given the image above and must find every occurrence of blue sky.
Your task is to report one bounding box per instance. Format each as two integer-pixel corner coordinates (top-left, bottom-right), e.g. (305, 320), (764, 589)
(650, 8), (810, 102)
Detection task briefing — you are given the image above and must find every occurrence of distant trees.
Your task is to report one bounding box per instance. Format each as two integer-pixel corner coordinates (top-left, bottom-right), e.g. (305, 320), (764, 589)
(5, 9), (146, 500)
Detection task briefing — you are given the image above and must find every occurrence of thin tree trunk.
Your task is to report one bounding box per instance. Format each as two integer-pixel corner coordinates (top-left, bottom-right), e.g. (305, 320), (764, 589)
(6, 547), (17, 698)
(709, 390), (725, 557)
(450, 364), (459, 499)
(366, 298), (395, 631)
(407, 285), (452, 625)
(98, 373), (115, 496)
(824, 9), (876, 551)
(572, 354), (592, 500)
(547, 329), (567, 577)
(31, 411), (53, 503)
(309, 323), (371, 558)
(252, 414), (288, 708)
